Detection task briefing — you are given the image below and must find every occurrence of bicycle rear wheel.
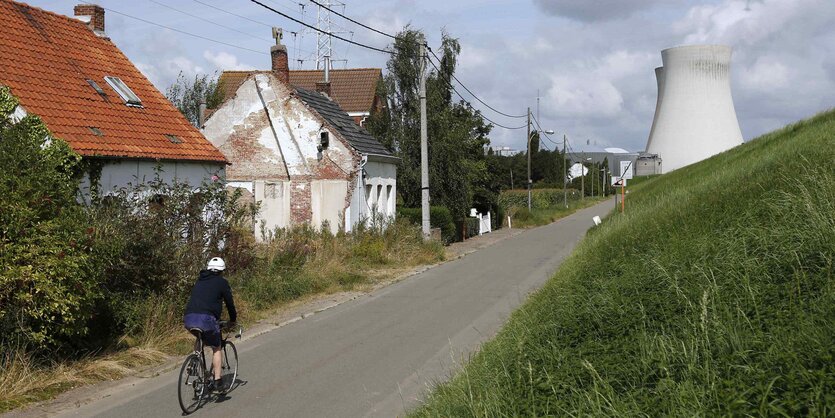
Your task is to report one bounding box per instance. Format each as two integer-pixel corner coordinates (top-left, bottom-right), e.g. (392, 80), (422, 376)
(219, 341), (238, 392)
(178, 353), (206, 414)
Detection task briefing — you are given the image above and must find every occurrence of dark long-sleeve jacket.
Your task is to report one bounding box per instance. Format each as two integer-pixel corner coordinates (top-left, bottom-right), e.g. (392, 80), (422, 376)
(185, 270), (237, 322)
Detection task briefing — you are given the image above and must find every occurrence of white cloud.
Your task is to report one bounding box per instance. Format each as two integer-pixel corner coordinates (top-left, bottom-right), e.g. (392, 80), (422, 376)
(534, 0), (683, 22)
(203, 51), (255, 71)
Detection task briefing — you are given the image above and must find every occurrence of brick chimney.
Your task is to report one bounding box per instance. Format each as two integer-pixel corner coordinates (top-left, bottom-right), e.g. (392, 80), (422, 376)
(315, 56), (332, 98)
(74, 4), (105, 33)
(315, 81), (331, 98)
(271, 44), (289, 85)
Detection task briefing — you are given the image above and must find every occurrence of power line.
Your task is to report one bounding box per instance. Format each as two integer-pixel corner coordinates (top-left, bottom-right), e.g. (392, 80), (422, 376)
(147, 0), (272, 42)
(249, 0), (394, 55)
(425, 57), (526, 130)
(531, 113), (560, 147)
(427, 48), (526, 119)
(95, 5), (268, 55)
(192, 0), (272, 28)
(308, 0), (400, 41)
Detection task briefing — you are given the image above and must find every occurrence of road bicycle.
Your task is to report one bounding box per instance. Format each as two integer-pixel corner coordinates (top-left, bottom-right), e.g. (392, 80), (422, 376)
(178, 320), (242, 415)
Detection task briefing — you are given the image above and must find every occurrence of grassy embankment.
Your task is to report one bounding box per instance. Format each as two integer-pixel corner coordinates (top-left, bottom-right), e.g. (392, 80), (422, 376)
(0, 221), (444, 412)
(412, 109), (835, 416)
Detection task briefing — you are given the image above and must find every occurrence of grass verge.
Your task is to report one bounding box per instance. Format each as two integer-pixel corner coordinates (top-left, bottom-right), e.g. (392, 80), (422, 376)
(509, 197), (608, 228)
(410, 110), (835, 416)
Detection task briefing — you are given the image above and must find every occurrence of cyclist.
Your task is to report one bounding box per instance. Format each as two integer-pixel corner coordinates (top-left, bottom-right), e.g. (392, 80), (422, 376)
(183, 257), (237, 392)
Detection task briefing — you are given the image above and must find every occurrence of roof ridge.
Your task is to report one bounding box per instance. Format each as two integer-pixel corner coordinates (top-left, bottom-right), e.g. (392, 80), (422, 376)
(289, 68), (382, 72)
(6, 0), (93, 30)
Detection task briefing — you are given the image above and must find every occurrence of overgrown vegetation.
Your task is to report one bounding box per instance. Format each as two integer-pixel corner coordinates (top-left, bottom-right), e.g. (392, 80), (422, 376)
(411, 110), (835, 416)
(0, 83), (444, 412)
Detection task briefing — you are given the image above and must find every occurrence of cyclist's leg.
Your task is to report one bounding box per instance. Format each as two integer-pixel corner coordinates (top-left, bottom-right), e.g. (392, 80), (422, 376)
(202, 326), (223, 382)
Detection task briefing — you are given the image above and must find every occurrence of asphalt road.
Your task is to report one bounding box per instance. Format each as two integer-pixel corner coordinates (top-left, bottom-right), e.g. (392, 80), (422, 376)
(54, 200), (613, 418)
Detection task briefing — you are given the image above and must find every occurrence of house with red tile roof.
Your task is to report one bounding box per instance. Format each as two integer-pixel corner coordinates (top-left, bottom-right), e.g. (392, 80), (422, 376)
(203, 33), (396, 236)
(219, 68), (383, 127)
(0, 1), (227, 197)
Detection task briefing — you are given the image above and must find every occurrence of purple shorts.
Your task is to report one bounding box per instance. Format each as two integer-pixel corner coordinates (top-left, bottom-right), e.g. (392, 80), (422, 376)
(183, 313), (221, 348)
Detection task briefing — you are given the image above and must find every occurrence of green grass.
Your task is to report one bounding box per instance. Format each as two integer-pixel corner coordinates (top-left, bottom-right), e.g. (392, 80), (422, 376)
(510, 197), (608, 228)
(411, 109), (835, 416)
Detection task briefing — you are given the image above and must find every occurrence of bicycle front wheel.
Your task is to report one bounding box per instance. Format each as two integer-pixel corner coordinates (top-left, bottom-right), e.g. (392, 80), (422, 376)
(220, 341), (238, 392)
(178, 353), (206, 414)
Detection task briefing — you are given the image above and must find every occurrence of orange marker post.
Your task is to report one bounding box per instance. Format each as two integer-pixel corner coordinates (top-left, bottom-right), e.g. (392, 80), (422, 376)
(621, 183), (625, 213)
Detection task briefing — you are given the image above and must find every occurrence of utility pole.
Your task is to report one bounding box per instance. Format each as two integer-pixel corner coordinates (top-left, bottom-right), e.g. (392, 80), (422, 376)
(581, 151), (585, 201)
(591, 161), (595, 198)
(563, 134), (568, 208)
(510, 169), (514, 189)
(602, 167), (607, 197)
(526, 107), (532, 210)
(419, 44), (430, 239)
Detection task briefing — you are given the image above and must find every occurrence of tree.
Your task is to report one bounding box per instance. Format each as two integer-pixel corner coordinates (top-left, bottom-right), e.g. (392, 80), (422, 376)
(165, 72), (224, 127)
(366, 28), (495, 220)
(0, 86), (100, 347)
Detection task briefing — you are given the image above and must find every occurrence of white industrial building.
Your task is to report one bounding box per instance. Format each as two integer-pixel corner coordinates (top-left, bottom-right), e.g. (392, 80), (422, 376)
(645, 45), (744, 172)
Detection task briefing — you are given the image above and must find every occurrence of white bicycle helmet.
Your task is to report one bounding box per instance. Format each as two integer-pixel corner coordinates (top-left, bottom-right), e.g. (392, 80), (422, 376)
(207, 257), (226, 272)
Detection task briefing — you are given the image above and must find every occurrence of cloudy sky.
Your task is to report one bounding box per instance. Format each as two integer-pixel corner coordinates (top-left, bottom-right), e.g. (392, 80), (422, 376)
(32, 0), (835, 152)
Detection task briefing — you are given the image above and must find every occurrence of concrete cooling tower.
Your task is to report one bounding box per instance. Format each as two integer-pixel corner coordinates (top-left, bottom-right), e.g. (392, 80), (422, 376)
(645, 45), (743, 172)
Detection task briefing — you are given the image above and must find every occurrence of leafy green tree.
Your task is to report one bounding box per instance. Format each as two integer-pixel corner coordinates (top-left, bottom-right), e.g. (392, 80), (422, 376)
(366, 28), (494, 220)
(0, 86), (100, 347)
(165, 72), (224, 127)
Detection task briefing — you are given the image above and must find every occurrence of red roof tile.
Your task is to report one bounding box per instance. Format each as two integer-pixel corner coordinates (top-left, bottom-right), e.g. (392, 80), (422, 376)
(219, 68), (382, 114)
(0, 0), (226, 163)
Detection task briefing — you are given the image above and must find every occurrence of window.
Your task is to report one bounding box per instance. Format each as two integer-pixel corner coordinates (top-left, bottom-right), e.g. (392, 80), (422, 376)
(86, 79), (106, 97)
(164, 134), (182, 144)
(265, 183), (282, 199)
(88, 126), (103, 136)
(104, 76), (142, 107)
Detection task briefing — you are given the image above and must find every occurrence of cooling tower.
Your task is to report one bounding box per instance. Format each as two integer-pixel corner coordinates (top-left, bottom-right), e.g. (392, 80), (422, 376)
(644, 67), (665, 153)
(645, 45), (743, 172)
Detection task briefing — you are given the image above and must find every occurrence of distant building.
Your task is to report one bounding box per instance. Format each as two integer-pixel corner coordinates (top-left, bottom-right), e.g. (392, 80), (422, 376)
(0, 2), (227, 198)
(635, 153), (662, 176)
(566, 147), (638, 179)
(494, 146), (521, 157)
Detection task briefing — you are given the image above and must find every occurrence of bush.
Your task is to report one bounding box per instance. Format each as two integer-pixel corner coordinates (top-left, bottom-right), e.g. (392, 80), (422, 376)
(0, 87), (100, 348)
(397, 206), (456, 243)
(84, 175), (257, 341)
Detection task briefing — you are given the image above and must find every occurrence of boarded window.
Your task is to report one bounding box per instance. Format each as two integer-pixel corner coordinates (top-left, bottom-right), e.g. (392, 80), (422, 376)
(265, 183), (280, 199)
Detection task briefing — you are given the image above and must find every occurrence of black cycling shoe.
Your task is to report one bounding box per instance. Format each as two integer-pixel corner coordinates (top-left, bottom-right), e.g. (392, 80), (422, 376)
(210, 379), (225, 393)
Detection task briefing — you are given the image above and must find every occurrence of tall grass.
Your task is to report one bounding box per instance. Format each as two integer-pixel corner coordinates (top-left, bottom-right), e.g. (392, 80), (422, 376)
(411, 110), (835, 416)
(0, 219), (443, 412)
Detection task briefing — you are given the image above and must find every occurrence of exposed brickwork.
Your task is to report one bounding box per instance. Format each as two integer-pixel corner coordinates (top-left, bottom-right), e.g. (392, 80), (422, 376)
(271, 45), (289, 85)
(290, 181), (311, 224)
(315, 81), (331, 97)
(223, 111), (289, 180)
(73, 4), (104, 32)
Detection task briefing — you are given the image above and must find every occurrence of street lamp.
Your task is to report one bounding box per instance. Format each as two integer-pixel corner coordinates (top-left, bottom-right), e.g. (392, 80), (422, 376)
(527, 128), (554, 210)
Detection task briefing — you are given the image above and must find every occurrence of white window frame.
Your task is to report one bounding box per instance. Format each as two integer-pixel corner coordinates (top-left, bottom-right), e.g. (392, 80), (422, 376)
(104, 76), (142, 107)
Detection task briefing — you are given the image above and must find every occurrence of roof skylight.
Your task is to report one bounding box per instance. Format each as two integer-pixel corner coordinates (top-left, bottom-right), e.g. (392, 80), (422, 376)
(86, 79), (106, 97)
(104, 76), (142, 107)
(164, 134), (182, 144)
